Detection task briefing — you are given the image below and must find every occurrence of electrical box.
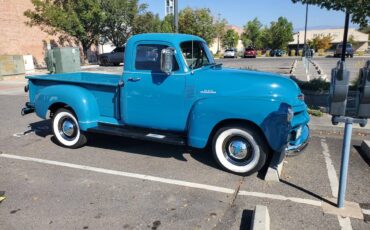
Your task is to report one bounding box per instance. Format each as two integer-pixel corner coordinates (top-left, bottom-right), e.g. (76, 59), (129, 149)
(0, 55), (26, 76)
(357, 60), (370, 118)
(329, 61), (350, 116)
(45, 47), (81, 74)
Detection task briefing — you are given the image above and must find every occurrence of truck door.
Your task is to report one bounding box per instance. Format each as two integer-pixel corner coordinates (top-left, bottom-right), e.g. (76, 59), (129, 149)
(123, 43), (186, 131)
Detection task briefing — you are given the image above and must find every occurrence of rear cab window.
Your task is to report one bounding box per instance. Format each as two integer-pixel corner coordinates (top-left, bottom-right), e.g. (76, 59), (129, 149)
(135, 44), (179, 72)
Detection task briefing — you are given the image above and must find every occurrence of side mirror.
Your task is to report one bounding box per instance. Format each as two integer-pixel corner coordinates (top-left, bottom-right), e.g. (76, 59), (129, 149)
(161, 48), (174, 75)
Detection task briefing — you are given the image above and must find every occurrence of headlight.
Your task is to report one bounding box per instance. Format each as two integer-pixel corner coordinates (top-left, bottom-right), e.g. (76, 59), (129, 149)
(287, 107), (294, 122)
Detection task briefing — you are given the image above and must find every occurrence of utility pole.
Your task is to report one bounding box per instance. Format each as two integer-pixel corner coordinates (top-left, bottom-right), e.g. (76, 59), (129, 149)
(303, 2), (308, 56)
(297, 32), (300, 56)
(174, 0), (179, 33)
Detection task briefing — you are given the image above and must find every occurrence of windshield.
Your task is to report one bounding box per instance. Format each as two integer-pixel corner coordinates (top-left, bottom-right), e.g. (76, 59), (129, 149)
(180, 41), (215, 70)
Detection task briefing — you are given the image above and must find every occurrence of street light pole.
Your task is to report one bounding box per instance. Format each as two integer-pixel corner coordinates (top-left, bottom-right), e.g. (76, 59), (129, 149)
(303, 2), (309, 55)
(297, 32), (300, 56)
(174, 0), (179, 33)
(341, 12), (350, 62)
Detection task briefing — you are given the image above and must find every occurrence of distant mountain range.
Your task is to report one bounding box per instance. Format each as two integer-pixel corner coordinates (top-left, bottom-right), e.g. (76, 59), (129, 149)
(294, 25), (358, 32)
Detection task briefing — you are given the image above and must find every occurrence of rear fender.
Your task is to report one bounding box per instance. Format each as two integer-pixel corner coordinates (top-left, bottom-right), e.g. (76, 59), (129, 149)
(34, 85), (99, 130)
(187, 97), (291, 152)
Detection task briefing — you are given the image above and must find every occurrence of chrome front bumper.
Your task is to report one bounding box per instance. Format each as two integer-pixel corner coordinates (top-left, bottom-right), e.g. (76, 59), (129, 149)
(285, 125), (310, 153)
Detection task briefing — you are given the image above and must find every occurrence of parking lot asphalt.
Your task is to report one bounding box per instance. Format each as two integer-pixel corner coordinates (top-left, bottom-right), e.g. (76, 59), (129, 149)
(312, 57), (369, 82)
(0, 94), (369, 229)
(81, 57), (298, 76)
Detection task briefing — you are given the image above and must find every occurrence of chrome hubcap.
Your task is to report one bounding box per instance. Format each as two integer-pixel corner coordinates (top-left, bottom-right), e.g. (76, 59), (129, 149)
(62, 120), (75, 137)
(228, 140), (249, 160)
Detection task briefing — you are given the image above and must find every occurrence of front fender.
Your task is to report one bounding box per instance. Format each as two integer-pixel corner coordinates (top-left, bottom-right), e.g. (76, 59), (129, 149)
(187, 97), (291, 152)
(34, 85), (99, 130)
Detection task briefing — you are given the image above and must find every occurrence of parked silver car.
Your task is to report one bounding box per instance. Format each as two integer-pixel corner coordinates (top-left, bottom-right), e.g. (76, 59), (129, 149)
(99, 47), (125, 66)
(223, 48), (238, 58)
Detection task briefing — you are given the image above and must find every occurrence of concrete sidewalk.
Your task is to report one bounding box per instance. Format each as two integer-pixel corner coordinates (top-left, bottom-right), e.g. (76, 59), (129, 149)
(292, 59), (326, 82)
(309, 113), (370, 134)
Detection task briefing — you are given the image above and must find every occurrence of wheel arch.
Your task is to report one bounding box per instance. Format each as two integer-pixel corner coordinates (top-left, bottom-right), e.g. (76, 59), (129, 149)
(34, 84), (99, 130)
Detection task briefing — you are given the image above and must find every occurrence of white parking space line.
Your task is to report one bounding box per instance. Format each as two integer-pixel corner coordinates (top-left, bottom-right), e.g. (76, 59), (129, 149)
(321, 139), (339, 197)
(1, 153), (322, 207)
(238, 191), (321, 207)
(362, 209), (370, 215)
(321, 139), (353, 230)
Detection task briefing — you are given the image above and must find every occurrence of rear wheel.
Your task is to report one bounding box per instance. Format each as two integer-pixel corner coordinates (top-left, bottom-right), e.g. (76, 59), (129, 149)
(52, 108), (87, 148)
(212, 126), (267, 175)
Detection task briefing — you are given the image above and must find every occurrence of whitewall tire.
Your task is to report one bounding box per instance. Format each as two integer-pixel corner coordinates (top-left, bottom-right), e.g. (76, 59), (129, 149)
(212, 126), (267, 175)
(52, 108), (87, 148)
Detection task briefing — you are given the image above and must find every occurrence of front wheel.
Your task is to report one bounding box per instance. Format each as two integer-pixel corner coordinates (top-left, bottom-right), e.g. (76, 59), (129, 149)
(212, 126), (267, 175)
(52, 108), (87, 148)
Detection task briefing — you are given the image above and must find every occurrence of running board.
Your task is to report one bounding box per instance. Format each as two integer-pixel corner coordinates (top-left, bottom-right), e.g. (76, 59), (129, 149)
(87, 124), (186, 146)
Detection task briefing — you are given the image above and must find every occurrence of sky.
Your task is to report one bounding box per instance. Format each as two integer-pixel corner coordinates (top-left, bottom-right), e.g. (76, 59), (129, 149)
(140, 0), (358, 30)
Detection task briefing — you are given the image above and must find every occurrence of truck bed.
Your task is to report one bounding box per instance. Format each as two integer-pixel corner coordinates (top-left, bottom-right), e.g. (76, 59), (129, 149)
(26, 72), (122, 86)
(27, 72), (123, 123)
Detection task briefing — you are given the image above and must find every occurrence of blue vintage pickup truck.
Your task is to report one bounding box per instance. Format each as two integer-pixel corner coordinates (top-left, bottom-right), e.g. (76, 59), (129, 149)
(22, 33), (309, 175)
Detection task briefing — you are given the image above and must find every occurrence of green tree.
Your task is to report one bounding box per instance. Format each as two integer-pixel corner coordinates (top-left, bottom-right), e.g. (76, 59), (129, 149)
(161, 14), (174, 33)
(259, 27), (272, 48)
(24, 0), (106, 60)
(132, 12), (162, 34)
(291, 0), (370, 27)
(178, 7), (217, 44)
(242, 18), (262, 48)
(268, 17), (294, 49)
(348, 35), (360, 48)
(222, 29), (239, 49)
(101, 0), (147, 47)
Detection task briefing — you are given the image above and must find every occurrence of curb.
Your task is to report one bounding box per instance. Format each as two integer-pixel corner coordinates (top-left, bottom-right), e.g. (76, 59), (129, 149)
(264, 160), (284, 182)
(360, 140), (370, 160)
(289, 60), (297, 74)
(251, 205), (270, 230)
(310, 124), (370, 135)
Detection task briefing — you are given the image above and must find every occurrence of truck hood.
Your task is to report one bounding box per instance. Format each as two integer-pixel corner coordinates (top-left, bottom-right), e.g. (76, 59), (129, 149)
(196, 67), (302, 106)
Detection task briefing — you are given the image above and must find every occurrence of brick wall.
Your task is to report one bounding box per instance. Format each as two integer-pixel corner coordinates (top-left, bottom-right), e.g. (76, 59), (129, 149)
(0, 0), (87, 66)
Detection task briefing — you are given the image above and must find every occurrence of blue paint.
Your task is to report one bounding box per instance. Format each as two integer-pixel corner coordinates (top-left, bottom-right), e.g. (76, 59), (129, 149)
(26, 33), (310, 154)
(337, 120), (353, 208)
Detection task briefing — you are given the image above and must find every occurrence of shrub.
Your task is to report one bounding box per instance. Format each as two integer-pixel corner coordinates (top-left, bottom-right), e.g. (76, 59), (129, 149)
(257, 50), (262, 57)
(356, 51), (364, 56)
(308, 108), (323, 117)
(291, 77), (330, 91)
(298, 50), (303, 56)
(290, 49), (296, 56)
(265, 50), (270, 57)
(318, 49), (325, 56)
(213, 53), (222, 58)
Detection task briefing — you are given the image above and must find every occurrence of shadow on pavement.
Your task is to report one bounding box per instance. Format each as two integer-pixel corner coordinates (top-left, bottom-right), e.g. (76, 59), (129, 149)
(280, 179), (336, 206)
(239, 209), (253, 230)
(353, 145), (370, 167)
(29, 119), (221, 171)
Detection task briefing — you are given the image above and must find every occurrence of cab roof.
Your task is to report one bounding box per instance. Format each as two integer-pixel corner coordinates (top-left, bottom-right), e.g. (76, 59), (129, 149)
(127, 33), (205, 45)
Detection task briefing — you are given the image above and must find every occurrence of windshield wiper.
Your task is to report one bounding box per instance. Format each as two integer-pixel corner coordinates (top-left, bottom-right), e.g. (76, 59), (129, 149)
(209, 63), (222, 68)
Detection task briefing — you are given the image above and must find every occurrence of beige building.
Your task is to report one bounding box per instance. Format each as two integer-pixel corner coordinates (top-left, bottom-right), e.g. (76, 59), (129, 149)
(289, 28), (369, 51)
(209, 25), (245, 54)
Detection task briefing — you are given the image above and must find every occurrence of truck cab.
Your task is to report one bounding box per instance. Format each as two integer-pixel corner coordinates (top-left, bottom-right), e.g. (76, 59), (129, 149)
(23, 33), (310, 175)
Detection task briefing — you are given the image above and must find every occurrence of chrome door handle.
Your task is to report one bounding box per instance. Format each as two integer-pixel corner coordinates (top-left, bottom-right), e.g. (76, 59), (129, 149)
(128, 77), (141, 82)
